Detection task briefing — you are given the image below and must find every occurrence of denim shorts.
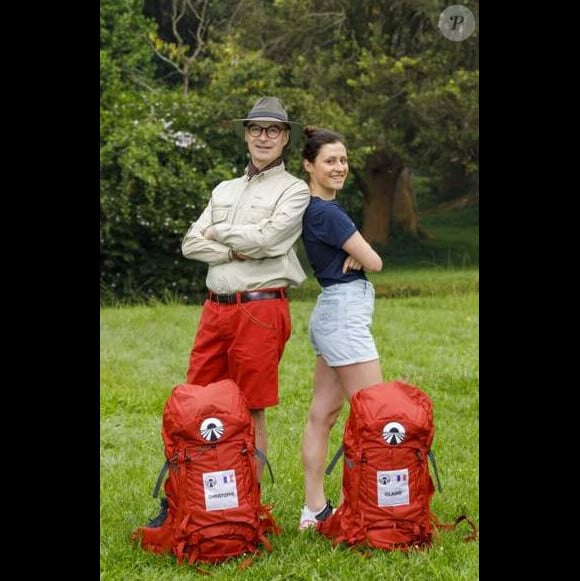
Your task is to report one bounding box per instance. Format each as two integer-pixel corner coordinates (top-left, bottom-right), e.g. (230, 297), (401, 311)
(308, 279), (379, 367)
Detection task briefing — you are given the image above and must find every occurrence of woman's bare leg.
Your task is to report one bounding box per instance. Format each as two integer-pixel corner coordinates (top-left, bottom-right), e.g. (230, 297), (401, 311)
(301, 356), (346, 513)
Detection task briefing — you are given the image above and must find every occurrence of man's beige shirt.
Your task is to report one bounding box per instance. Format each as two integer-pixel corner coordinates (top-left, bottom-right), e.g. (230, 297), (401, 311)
(182, 163), (310, 294)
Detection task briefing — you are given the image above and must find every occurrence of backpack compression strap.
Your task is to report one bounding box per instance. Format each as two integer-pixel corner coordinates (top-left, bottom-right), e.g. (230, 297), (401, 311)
(431, 513), (478, 542)
(325, 447), (443, 492)
(151, 447), (275, 498)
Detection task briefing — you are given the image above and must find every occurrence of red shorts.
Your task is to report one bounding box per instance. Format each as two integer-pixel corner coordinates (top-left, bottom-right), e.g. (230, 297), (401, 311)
(186, 290), (291, 409)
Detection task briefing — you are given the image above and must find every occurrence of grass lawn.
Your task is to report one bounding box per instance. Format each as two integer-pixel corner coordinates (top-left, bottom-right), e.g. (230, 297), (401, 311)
(101, 278), (479, 579)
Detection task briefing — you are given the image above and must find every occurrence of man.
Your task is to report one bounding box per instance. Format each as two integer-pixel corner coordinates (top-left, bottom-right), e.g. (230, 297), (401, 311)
(181, 96), (310, 482)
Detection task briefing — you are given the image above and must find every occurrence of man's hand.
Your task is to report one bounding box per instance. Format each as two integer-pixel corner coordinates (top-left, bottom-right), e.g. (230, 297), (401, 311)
(342, 255), (363, 273)
(228, 248), (252, 261)
(232, 250), (252, 261)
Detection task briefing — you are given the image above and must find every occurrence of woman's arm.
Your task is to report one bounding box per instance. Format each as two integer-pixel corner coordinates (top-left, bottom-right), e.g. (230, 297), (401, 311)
(342, 231), (383, 272)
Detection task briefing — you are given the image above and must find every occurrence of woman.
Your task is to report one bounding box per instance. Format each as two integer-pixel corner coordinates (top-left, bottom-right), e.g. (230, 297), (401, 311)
(299, 126), (383, 529)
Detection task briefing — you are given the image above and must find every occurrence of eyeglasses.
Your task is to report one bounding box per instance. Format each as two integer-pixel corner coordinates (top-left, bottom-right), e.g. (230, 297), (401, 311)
(246, 124), (285, 139)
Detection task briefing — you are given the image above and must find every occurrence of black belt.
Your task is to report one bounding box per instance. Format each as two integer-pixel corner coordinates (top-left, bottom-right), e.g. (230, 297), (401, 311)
(207, 289), (287, 304)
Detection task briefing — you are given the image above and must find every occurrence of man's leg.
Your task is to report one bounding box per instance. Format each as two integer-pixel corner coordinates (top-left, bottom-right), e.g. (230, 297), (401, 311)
(186, 302), (230, 385)
(250, 408), (266, 482)
(229, 300), (290, 407)
(229, 299), (291, 481)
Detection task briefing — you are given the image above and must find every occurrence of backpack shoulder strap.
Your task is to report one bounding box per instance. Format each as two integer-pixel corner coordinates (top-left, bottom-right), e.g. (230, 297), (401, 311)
(427, 450), (443, 492)
(255, 448), (275, 483)
(325, 445), (344, 475)
(152, 460), (170, 498)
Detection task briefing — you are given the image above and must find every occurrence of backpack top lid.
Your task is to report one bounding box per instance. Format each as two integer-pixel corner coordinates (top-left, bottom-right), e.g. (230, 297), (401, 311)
(161, 379), (253, 456)
(350, 380), (435, 448)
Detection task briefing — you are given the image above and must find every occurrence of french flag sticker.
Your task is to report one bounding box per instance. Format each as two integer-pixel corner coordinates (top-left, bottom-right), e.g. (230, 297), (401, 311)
(396, 474), (407, 482)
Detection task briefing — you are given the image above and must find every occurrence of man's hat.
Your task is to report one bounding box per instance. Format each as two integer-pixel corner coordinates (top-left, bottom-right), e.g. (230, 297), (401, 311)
(232, 96), (302, 148)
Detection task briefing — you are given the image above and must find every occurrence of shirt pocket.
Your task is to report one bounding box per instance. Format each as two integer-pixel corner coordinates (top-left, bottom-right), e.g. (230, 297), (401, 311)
(244, 203), (275, 225)
(211, 204), (232, 224)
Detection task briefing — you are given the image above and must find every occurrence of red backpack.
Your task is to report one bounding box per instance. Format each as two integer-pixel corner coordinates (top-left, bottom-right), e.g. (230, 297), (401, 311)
(318, 380), (476, 550)
(131, 379), (280, 565)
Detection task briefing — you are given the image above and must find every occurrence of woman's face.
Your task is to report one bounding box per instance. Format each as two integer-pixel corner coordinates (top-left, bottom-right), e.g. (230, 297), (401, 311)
(304, 142), (349, 194)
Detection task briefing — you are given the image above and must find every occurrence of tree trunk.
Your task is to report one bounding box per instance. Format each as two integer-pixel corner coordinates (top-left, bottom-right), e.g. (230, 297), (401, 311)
(392, 167), (418, 235)
(358, 150), (402, 244)
(358, 152), (422, 244)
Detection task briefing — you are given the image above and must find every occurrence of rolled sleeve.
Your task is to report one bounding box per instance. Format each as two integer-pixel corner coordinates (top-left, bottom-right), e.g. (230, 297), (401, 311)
(181, 202), (231, 265)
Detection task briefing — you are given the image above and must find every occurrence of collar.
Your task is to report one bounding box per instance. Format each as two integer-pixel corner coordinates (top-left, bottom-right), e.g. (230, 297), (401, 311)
(246, 157), (284, 180)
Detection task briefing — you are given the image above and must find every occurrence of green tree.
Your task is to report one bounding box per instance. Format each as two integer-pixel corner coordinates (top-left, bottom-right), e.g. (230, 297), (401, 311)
(100, 15), (295, 300)
(100, 0), (478, 301)
(231, 0), (479, 242)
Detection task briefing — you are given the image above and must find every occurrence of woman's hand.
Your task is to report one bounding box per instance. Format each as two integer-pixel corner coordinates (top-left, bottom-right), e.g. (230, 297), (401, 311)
(342, 255), (363, 273)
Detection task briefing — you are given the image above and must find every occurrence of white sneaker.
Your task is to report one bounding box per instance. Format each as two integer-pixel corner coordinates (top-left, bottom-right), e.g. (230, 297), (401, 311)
(298, 501), (334, 530)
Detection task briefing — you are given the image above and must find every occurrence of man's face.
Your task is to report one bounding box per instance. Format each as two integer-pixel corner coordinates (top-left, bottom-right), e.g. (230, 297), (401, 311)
(244, 122), (290, 168)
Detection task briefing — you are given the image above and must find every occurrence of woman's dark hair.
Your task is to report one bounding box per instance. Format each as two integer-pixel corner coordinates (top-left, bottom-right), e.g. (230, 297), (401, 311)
(302, 126), (345, 163)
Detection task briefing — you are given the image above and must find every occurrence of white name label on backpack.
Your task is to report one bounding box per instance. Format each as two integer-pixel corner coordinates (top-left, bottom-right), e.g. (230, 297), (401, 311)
(376, 469), (410, 507)
(203, 469), (239, 511)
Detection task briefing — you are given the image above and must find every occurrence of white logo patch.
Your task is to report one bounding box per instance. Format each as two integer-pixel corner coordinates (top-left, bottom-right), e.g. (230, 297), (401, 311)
(382, 421), (406, 445)
(200, 417), (225, 441)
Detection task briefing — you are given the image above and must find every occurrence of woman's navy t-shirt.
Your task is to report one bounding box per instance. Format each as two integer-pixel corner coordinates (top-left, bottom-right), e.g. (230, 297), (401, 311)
(301, 196), (367, 287)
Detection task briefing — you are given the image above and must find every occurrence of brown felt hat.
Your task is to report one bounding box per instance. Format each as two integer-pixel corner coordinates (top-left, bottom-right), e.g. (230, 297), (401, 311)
(232, 96), (302, 148)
